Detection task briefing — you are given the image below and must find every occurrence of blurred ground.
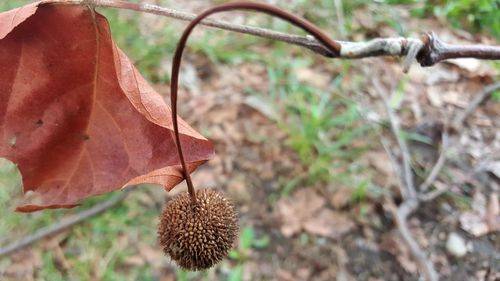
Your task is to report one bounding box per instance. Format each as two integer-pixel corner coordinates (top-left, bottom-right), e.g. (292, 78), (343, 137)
(0, 0), (499, 281)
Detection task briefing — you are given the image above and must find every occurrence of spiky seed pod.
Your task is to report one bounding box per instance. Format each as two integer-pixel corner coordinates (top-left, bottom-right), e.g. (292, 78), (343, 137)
(158, 189), (238, 271)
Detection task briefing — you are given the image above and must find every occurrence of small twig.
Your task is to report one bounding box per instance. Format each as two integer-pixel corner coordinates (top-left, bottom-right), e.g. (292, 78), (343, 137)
(0, 189), (132, 257)
(452, 82), (500, 130)
(388, 200), (439, 281)
(386, 186), (440, 281)
(419, 131), (449, 192)
(374, 76), (439, 281)
(373, 77), (416, 199)
(402, 39), (424, 73)
(380, 135), (407, 190)
(419, 187), (447, 202)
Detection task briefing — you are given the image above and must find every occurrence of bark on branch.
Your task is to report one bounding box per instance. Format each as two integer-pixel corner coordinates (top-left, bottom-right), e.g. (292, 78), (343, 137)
(418, 32), (500, 66)
(42, 0), (500, 69)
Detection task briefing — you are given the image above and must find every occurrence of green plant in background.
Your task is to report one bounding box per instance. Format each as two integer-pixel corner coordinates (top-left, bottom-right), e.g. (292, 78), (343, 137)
(260, 49), (370, 190)
(339, 0), (499, 40)
(492, 89), (500, 102)
(0, 157), (164, 280)
(177, 269), (202, 281)
(444, 0), (499, 38)
(173, 226), (270, 281)
(413, 0), (500, 39)
(190, 30), (262, 64)
(0, 0), (31, 10)
(227, 226), (270, 281)
(228, 226), (270, 261)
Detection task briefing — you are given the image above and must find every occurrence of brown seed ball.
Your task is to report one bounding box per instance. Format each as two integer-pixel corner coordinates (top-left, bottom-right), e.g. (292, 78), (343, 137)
(158, 189), (238, 271)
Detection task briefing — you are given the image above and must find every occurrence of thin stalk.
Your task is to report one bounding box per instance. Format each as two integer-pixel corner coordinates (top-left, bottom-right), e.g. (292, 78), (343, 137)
(169, 2), (341, 204)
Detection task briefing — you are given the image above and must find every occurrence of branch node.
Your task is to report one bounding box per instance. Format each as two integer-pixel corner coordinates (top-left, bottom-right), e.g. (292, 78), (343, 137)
(417, 32), (438, 67)
(417, 31), (500, 66)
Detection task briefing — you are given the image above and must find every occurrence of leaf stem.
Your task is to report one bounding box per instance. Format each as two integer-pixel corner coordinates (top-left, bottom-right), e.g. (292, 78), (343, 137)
(169, 2), (341, 204)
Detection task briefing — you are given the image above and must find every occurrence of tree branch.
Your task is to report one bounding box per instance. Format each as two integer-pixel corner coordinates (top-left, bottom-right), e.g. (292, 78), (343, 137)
(0, 188), (132, 257)
(418, 32), (500, 66)
(374, 77), (439, 281)
(419, 131), (449, 193)
(373, 77), (416, 199)
(44, 0), (337, 57)
(41, 0), (500, 68)
(388, 199), (439, 281)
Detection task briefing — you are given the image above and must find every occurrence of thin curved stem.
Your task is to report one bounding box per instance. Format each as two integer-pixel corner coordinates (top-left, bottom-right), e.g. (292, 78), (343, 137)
(170, 2), (341, 204)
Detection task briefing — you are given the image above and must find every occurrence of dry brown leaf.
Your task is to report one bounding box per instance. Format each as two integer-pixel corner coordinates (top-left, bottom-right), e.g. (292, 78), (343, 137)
(486, 193), (499, 233)
(277, 189), (354, 239)
(460, 212), (490, 236)
(0, 3), (214, 211)
(446, 58), (481, 72)
(3, 249), (42, 281)
(303, 208), (355, 239)
(277, 269), (297, 281)
(459, 191), (498, 236)
(137, 242), (164, 268)
(159, 272), (176, 281)
(124, 255), (146, 267)
(244, 95), (279, 121)
(329, 186), (353, 209)
(226, 175), (251, 204)
(365, 152), (395, 178)
(426, 86), (444, 107)
(277, 198), (303, 237)
(363, 151), (396, 187)
(442, 91), (468, 108)
(296, 67), (331, 88)
(380, 231), (418, 274)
